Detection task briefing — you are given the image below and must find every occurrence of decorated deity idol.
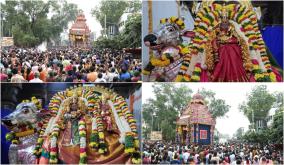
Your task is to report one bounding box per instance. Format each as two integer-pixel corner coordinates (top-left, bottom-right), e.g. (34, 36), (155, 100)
(61, 96), (84, 146)
(2, 97), (51, 164)
(205, 5), (252, 81)
(143, 16), (195, 81)
(172, 1), (283, 82)
(101, 101), (114, 132)
(2, 85), (141, 164)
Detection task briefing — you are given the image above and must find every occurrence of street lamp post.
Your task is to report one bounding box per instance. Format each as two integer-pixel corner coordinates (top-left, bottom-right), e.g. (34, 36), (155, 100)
(252, 108), (255, 132)
(104, 14), (106, 37)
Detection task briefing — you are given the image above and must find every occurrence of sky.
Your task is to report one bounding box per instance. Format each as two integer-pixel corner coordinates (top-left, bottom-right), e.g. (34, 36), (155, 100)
(142, 83), (283, 137)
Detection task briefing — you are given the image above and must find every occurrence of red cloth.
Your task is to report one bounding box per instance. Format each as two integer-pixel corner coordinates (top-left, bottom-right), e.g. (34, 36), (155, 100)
(212, 37), (249, 82)
(272, 67), (283, 82)
(65, 64), (73, 72)
(28, 72), (35, 81)
(200, 69), (208, 82)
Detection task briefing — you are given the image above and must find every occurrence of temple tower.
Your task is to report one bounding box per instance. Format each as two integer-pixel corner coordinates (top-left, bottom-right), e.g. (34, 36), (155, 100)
(176, 92), (216, 145)
(69, 12), (91, 48)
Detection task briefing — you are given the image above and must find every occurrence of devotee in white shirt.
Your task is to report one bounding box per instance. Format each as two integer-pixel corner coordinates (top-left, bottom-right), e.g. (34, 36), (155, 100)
(29, 72), (43, 83)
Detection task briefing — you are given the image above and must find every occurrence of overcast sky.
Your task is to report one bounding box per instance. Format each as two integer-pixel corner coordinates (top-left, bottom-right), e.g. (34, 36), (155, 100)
(142, 83), (283, 137)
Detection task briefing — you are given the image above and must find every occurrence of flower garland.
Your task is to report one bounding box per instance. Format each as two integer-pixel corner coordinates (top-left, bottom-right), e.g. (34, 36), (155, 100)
(131, 151), (142, 164)
(176, 3), (275, 82)
(191, 63), (202, 82)
(91, 96), (107, 154)
(33, 117), (49, 161)
(96, 110), (107, 154)
(47, 90), (70, 164)
(125, 132), (136, 153)
(251, 59), (272, 82)
(5, 132), (19, 144)
(5, 126), (36, 145)
(113, 95), (139, 154)
(49, 92), (66, 116)
(150, 54), (171, 67)
(79, 117), (87, 164)
(88, 96), (100, 150)
(49, 123), (60, 164)
(89, 97), (101, 150)
(230, 5), (272, 72)
(112, 95), (141, 164)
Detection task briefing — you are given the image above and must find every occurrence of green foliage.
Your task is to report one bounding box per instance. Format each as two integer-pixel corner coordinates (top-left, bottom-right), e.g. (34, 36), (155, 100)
(199, 88), (230, 119)
(241, 128), (278, 144)
(93, 36), (119, 49)
(241, 90), (283, 144)
(239, 85), (276, 122)
(92, 0), (127, 30)
(142, 83), (192, 141)
(270, 103), (283, 144)
(120, 14), (141, 48)
(1, 0), (78, 47)
(92, 0), (141, 49)
(93, 14), (141, 49)
(143, 84), (230, 141)
(234, 127), (244, 140)
(92, 0), (141, 29)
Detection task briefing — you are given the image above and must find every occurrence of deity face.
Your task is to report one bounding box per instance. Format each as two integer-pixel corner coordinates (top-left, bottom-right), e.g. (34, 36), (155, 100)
(220, 19), (230, 32)
(70, 97), (78, 112)
(70, 102), (77, 111)
(144, 23), (182, 49)
(2, 102), (37, 132)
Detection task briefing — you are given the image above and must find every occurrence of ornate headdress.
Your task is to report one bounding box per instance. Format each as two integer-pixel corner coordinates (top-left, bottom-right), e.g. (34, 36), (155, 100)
(160, 16), (185, 30)
(221, 3), (228, 21)
(22, 96), (42, 109)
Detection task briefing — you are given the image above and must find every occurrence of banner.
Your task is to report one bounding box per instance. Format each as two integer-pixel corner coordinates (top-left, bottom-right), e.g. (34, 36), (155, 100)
(150, 131), (162, 141)
(1, 37), (14, 47)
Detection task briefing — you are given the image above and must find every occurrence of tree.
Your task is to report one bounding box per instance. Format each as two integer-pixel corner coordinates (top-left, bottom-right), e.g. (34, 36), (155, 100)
(270, 108), (283, 144)
(240, 90), (283, 144)
(93, 14), (141, 49)
(143, 85), (230, 141)
(1, 0), (78, 47)
(270, 92), (283, 144)
(199, 88), (230, 119)
(127, 0), (142, 13)
(120, 14), (141, 48)
(239, 85), (276, 123)
(234, 127), (244, 140)
(142, 83), (193, 141)
(92, 0), (128, 33)
(49, 0), (79, 45)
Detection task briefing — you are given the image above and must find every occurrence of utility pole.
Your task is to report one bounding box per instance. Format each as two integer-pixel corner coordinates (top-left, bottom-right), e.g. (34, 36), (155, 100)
(104, 14), (106, 37)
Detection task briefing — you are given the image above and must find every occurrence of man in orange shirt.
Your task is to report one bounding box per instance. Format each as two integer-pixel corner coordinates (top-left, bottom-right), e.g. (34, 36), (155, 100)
(86, 66), (97, 82)
(38, 67), (47, 82)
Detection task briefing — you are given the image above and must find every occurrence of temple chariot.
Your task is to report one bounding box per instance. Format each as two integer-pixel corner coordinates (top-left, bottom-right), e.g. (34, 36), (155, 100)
(176, 93), (215, 145)
(69, 12), (91, 48)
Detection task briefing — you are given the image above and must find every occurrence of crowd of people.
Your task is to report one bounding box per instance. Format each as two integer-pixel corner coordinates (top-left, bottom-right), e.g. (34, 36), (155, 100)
(0, 47), (142, 83)
(143, 141), (283, 165)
